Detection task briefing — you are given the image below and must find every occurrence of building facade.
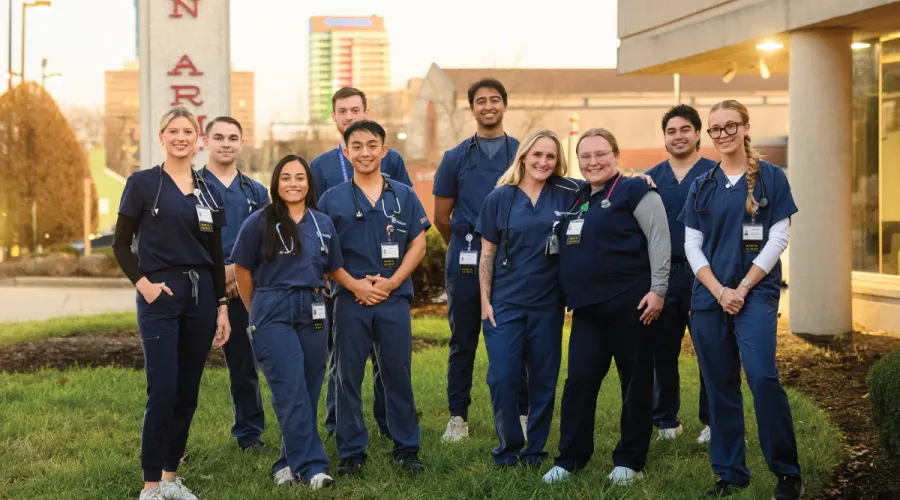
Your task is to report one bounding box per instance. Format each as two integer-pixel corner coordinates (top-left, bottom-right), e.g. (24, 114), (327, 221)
(616, 0), (900, 335)
(308, 16), (391, 123)
(104, 62), (254, 175)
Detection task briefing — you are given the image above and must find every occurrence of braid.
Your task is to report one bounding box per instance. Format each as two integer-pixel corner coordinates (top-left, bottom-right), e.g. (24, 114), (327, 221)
(744, 135), (761, 214)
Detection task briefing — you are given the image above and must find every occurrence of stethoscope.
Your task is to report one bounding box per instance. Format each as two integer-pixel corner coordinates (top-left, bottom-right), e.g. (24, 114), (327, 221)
(694, 162), (768, 214)
(275, 212), (328, 256)
(151, 163), (222, 217)
(199, 167), (261, 214)
(351, 175), (401, 222)
(500, 176), (580, 269)
(464, 133), (512, 171)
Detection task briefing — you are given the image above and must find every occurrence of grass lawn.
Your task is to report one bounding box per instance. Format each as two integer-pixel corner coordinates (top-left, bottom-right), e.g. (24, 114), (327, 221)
(0, 315), (842, 499)
(0, 311), (137, 347)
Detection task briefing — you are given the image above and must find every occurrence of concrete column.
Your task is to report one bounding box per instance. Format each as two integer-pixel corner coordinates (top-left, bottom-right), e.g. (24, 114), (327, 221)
(788, 29), (853, 337)
(140, 0), (231, 170)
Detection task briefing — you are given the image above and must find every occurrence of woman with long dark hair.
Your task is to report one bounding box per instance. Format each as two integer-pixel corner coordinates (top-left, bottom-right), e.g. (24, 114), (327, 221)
(230, 154), (342, 490)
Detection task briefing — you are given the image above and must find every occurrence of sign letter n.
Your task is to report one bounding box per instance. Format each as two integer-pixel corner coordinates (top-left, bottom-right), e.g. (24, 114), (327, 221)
(170, 0), (199, 18)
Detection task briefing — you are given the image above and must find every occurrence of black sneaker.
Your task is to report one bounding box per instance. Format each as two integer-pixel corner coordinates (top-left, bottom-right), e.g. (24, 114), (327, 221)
(393, 453), (425, 474)
(335, 456), (366, 476)
(240, 441), (275, 457)
(707, 479), (750, 497)
(773, 475), (804, 500)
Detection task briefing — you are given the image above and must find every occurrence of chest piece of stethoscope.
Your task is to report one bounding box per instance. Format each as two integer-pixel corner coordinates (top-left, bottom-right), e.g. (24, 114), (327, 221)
(600, 200), (611, 209)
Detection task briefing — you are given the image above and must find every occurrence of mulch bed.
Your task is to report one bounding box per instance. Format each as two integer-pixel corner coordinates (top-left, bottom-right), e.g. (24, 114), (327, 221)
(1, 306), (898, 499)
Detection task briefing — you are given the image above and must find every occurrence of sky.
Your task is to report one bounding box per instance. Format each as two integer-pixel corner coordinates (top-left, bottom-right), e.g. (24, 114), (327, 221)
(0, 0), (619, 131)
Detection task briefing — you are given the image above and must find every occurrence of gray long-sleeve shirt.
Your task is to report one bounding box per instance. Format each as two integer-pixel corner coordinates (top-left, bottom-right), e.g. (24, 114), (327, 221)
(633, 190), (671, 297)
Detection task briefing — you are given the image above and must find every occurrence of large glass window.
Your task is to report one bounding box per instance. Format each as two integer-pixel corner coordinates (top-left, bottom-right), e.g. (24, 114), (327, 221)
(852, 39), (881, 272)
(882, 37), (900, 274)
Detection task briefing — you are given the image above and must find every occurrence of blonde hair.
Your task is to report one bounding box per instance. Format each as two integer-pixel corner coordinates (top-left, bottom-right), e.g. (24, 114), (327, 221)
(495, 130), (568, 187)
(710, 99), (761, 215)
(576, 128), (620, 157)
(158, 106), (200, 134)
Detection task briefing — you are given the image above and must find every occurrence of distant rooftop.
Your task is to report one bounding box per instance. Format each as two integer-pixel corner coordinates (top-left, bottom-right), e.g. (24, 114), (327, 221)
(309, 15), (385, 33)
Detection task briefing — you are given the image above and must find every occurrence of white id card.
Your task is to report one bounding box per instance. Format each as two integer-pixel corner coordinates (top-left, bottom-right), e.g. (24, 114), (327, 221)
(742, 223), (764, 252)
(382, 242), (400, 267)
(312, 303), (326, 320)
(566, 219), (584, 236)
(459, 251), (478, 266)
(196, 206), (213, 233)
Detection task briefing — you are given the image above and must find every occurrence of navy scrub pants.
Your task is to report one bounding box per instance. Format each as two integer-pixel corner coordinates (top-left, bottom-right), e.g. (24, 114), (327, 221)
(652, 260), (710, 429)
(334, 294), (420, 460)
(482, 301), (563, 465)
(249, 288), (329, 482)
(690, 294), (800, 485)
(445, 235), (528, 421)
(137, 267), (216, 483)
(222, 298), (266, 447)
(325, 295), (388, 436)
(554, 286), (654, 473)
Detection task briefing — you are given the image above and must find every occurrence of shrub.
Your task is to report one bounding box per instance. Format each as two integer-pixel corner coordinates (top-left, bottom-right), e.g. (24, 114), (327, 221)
(867, 348), (900, 463)
(411, 227), (447, 307)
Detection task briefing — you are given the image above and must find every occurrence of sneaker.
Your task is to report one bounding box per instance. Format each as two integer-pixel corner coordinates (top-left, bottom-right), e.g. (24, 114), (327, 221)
(335, 456), (366, 476)
(441, 416), (469, 442)
(608, 466), (644, 486)
(697, 425), (711, 444)
(394, 453), (425, 474)
(706, 479), (749, 497)
(773, 475), (804, 500)
(520, 415), (528, 439)
(274, 466), (296, 487)
(139, 487), (164, 500)
(159, 477), (198, 500)
(309, 473), (335, 491)
(542, 465), (573, 484)
(657, 424), (683, 441)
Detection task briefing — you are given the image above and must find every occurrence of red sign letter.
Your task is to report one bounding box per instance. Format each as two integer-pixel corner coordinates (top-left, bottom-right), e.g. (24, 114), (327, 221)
(167, 55), (203, 76)
(197, 115), (208, 136)
(170, 0), (199, 18)
(170, 85), (204, 106)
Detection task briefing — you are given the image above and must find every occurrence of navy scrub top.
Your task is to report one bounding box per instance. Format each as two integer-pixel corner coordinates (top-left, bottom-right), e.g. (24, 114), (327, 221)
(199, 168), (269, 263)
(310, 146), (412, 204)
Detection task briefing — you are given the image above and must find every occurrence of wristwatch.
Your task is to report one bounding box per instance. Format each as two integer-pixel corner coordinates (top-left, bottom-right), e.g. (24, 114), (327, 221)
(740, 278), (751, 290)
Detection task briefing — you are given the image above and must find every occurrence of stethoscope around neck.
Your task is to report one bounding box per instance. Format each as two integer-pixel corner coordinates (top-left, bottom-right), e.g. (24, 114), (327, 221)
(151, 163), (222, 217)
(465, 133), (512, 170)
(199, 166), (260, 214)
(275, 211), (328, 256)
(351, 174), (401, 222)
(694, 162), (768, 214)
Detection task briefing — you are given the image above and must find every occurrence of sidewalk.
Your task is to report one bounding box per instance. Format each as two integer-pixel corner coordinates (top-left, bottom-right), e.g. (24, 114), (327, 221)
(0, 276), (132, 289)
(0, 283), (135, 323)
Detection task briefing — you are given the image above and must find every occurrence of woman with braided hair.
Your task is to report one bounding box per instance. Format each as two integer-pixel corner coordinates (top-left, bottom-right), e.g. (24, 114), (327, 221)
(678, 100), (803, 499)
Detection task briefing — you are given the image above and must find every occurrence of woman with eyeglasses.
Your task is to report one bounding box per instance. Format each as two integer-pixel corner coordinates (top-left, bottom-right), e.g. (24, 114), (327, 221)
(679, 100), (802, 499)
(113, 106), (231, 500)
(542, 128), (670, 487)
(475, 130), (580, 468)
(230, 154), (342, 490)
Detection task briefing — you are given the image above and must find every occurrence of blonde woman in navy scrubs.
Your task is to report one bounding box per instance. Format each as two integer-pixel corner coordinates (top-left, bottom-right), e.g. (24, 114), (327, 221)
(543, 128), (670, 487)
(113, 106), (230, 500)
(679, 100), (802, 499)
(476, 130), (580, 467)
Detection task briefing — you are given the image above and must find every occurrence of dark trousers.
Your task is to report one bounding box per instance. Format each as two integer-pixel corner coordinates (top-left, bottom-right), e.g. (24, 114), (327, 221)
(334, 295), (420, 460)
(652, 261), (710, 428)
(249, 289), (329, 482)
(325, 295), (387, 436)
(691, 294), (800, 485)
(137, 268), (216, 482)
(446, 236), (528, 420)
(554, 286), (654, 472)
(222, 298), (265, 447)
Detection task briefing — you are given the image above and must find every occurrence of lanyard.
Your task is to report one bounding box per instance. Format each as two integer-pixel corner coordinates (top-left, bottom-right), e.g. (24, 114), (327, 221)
(337, 145), (350, 183)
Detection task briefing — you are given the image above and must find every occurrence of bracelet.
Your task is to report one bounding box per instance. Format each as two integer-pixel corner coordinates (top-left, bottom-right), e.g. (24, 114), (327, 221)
(717, 287), (728, 304)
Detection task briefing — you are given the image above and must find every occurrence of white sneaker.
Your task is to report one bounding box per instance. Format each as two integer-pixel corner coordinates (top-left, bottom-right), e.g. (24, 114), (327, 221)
(697, 425), (711, 444)
(309, 473), (334, 490)
(657, 424), (684, 441)
(442, 416), (469, 442)
(159, 477), (198, 500)
(139, 487), (164, 500)
(274, 466), (295, 486)
(608, 466), (644, 485)
(520, 415), (528, 439)
(542, 465), (572, 484)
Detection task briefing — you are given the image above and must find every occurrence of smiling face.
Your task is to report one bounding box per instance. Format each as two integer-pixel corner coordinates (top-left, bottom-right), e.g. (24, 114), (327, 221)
(470, 86), (506, 130)
(577, 135), (618, 185)
(332, 95), (367, 135)
(664, 116), (701, 159)
(344, 129), (387, 176)
(204, 121), (243, 166)
(708, 108), (749, 156)
(277, 160), (309, 206)
(159, 116), (197, 159)
(523, 137), (559, 184)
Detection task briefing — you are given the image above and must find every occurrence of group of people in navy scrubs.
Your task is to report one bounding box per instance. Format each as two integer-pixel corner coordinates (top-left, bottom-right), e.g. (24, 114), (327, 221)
(114, 76), (802, 500)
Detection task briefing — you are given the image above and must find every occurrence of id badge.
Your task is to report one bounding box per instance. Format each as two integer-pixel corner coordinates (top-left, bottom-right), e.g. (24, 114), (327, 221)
(382, 242), (400, 267)
(545, 234), (560, 258)
(459, 250), (478, 275)
(312, 301), (326, 331)
(196, 206), (213, 233)
(742, 223), (764, 252)
(566, 219), (584, 245)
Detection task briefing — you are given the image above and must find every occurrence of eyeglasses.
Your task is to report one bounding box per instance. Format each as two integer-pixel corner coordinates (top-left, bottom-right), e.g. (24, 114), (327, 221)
(707, 122), (745, 139)
(577, 150), (615, 164)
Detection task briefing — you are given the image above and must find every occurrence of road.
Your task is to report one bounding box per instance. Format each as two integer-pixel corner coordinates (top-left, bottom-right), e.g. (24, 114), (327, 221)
(0, 286), (136, 323)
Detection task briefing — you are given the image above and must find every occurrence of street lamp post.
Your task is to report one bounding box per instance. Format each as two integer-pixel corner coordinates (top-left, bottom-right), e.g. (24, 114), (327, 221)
(40, 57), (60, 86)
(21, 0), (51, 82)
